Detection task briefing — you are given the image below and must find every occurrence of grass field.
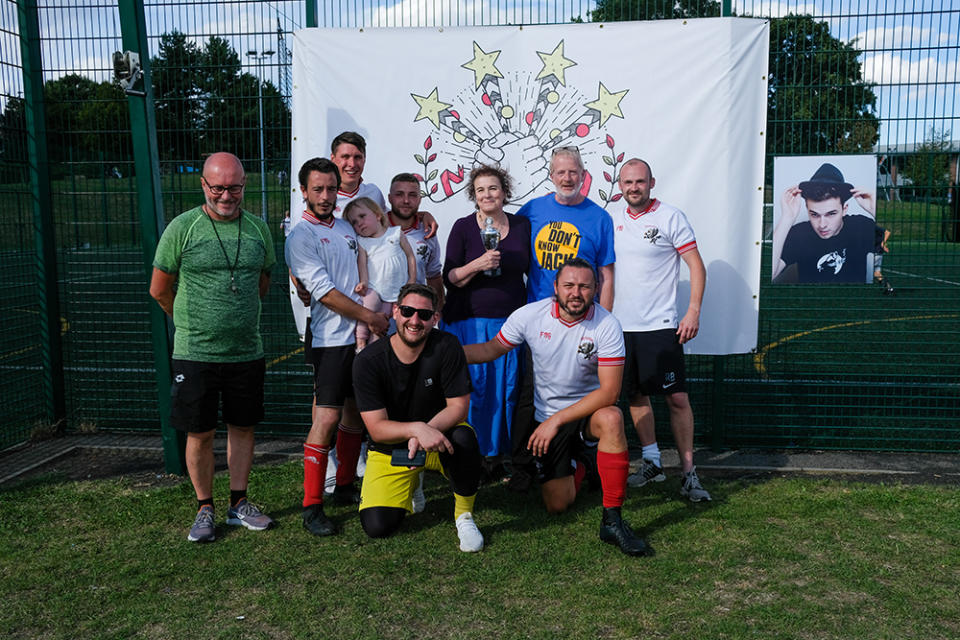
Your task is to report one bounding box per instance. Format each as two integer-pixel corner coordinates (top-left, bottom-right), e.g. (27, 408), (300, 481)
(1, 463), (958, 639)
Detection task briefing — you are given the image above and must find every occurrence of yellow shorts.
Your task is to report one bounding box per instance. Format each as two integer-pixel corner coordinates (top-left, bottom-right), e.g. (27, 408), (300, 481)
(359, 448), (446, 512)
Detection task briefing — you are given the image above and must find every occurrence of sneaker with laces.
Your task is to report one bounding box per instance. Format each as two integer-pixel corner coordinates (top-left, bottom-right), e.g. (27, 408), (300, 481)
(187, 505), (216, 543)
(455, 513), (484, 552)
(627, 458), (666, 488)
(226, 499), (275, 531)
(680, 468), (712, 502)
(324, 448), (339, 496)
(411, 472), (426, 514)
(599, 508), (653, 557)
(302, 503), (339, 536)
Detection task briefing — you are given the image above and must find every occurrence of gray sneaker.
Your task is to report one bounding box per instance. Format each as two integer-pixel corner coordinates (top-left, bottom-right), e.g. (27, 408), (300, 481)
(187, 505), (216, 542)
(627, 458), (666, 488)
(680, 468), (712, 502)
(226, 499), (275, 531)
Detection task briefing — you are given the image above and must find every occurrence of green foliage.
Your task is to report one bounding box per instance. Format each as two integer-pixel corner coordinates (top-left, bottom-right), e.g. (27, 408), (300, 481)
(0, 74), (129, 180)
(767, 15), (879, 157)
(588, 0), (720, 21)
(150, 31), (290, 168)
(902, 127), (953, 195)
(578, 7), (880, 170)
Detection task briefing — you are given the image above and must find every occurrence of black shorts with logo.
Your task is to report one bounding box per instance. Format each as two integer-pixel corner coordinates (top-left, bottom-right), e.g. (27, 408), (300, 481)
(622, 329), (687, 398)
(170, 358), (265, 433)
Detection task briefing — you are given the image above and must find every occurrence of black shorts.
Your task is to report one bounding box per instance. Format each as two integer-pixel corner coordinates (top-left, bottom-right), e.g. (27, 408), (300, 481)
(536, 417), (597, 482)
(170, 358), (265, 433)
(622, 329), (687, 398)
(312, 344), (355, 407)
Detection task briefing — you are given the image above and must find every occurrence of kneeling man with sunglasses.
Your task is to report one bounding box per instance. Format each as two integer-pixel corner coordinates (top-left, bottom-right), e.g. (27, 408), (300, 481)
(352, 283), (485, 551)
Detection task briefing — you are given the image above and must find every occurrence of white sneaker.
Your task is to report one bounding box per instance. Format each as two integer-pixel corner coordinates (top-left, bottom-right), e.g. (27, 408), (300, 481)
(356, 440), (368, 478)
(411, 472), (426, 514)
(324, 448), (338, 496)
(455, 512), (483, 552)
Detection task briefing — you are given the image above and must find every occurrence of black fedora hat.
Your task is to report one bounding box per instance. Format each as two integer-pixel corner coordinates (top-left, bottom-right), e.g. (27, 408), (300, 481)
(799, 163), (854, 202)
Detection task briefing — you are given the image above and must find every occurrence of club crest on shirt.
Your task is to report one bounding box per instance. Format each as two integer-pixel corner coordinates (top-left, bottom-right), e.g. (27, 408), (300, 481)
(539, 331), (552, 341)
(643, 227), (661, 244)
(345, 236), (358, 253)
(577, 337), (597, 359)
(416, 243), (429, 260)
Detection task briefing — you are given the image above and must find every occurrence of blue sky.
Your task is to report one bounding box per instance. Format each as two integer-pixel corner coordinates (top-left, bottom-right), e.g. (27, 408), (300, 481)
(1, 0), (956, 148)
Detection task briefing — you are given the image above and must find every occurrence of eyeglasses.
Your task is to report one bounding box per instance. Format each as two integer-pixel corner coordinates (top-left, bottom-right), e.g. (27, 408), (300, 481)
(202, 177), (245, 196)
(398, 305), (434, 321)
(551, 146), (581, 157)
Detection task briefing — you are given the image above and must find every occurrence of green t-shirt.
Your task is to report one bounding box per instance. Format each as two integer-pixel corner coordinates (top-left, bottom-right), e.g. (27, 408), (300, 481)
(153, 206), (276, 362)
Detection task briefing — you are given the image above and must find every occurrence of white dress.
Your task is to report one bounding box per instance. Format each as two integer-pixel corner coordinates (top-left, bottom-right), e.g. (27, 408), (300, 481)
(358, 226), (408, 303)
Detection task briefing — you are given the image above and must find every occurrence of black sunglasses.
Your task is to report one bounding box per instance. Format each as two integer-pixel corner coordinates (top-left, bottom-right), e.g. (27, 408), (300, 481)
(398, 305), (434, 321)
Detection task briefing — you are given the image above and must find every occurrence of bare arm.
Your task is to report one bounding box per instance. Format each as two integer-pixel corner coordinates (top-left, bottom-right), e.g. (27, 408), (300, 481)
(320, 288), (389, 335)
(149, 268), (176, 316)
(400, 234), (417, 284)
(359, 394), (470, 455)
(463, 337), (512, 364)
(354, 246), (369, 296)
(773, 185), (803, 279)
(447, 250), (501, 288)
(258, 272), (271, 299)
(427, 274), (445, 311)
(419, 210), (439, 239)
(527, 364), (623, 457)
(677, 248), (705, 344)
(599, 263), (614, 311)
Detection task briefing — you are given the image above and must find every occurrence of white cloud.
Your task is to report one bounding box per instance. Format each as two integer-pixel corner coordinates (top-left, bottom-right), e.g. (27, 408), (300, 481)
(364, 0), (590, 28)
(854, 25), (933, 50)
(863, 51), (956, 85)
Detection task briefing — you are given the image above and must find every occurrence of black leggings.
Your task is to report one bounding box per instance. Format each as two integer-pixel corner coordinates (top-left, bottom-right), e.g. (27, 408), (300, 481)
(360, 423), (482, 539)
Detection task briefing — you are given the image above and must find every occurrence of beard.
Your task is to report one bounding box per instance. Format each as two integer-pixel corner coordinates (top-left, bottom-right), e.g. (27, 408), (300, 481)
(557, 296), (591, 319)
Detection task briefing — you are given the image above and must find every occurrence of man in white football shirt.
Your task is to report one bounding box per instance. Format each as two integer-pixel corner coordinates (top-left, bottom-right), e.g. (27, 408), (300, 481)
(612, 159), (710, 502)
(464, 258), (652, 556)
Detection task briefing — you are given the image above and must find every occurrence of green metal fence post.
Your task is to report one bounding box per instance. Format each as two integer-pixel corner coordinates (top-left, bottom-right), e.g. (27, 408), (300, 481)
(117, 0), (184, 474)
(710, 355), (726, 450)
(18, 0), (65, 430)
(306, 0), (317, 28)
(722, 1), (732, 17)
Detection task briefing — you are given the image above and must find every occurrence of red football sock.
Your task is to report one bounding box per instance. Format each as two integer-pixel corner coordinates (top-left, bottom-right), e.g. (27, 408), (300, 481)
(303, 443), (329, 508)
(335, 424), (364, 486)
(573, 460), (586, 494)
(597, 450), (629, 508)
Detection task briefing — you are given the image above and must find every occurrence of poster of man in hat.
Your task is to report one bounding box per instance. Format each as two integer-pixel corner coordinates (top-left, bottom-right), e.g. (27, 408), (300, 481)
(772, 155), (877, 284)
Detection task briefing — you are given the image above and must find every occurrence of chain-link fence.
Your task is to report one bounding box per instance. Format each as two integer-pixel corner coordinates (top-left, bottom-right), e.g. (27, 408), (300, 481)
(1, 0), (957, 453)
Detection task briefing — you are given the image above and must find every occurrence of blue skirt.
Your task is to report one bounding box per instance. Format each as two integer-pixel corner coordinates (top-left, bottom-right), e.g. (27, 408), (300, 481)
(443, 317), (520, 458)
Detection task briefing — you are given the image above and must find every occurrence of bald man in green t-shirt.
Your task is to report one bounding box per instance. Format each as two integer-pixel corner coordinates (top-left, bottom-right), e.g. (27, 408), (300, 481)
(150, 152), (276, 543)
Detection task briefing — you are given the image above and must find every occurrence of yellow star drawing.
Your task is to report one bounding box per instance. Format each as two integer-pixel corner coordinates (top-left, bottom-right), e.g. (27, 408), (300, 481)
(411, 88), (452, 129)
(461, 42), (503, 89)
(536, 40), (577, 86)
(584, 82), (628, 126)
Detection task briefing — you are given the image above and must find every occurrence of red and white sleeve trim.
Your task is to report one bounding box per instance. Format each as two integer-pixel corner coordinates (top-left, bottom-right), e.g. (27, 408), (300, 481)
(677, 240), (697, 255)
(598, 356), (625, 367)
(495, 332), (517, 349)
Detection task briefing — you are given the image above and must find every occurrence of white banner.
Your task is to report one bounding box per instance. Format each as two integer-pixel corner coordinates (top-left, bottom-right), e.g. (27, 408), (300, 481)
(291, 19), (769, 354)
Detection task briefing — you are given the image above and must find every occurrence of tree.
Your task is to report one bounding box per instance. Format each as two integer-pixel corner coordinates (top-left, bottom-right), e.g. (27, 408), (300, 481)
(902, 127), (953, 199)
(579, 6), (880, 167)
(767, 15), (879, 158)
(588, 0), (719, 21)
(149, 32), (291, 168)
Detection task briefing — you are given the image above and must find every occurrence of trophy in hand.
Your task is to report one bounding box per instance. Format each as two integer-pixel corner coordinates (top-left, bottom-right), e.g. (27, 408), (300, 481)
(481, 217), (501, 277)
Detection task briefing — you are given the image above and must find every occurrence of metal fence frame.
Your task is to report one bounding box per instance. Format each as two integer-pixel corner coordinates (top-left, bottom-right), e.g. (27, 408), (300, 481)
(1, 0), (958, 463)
